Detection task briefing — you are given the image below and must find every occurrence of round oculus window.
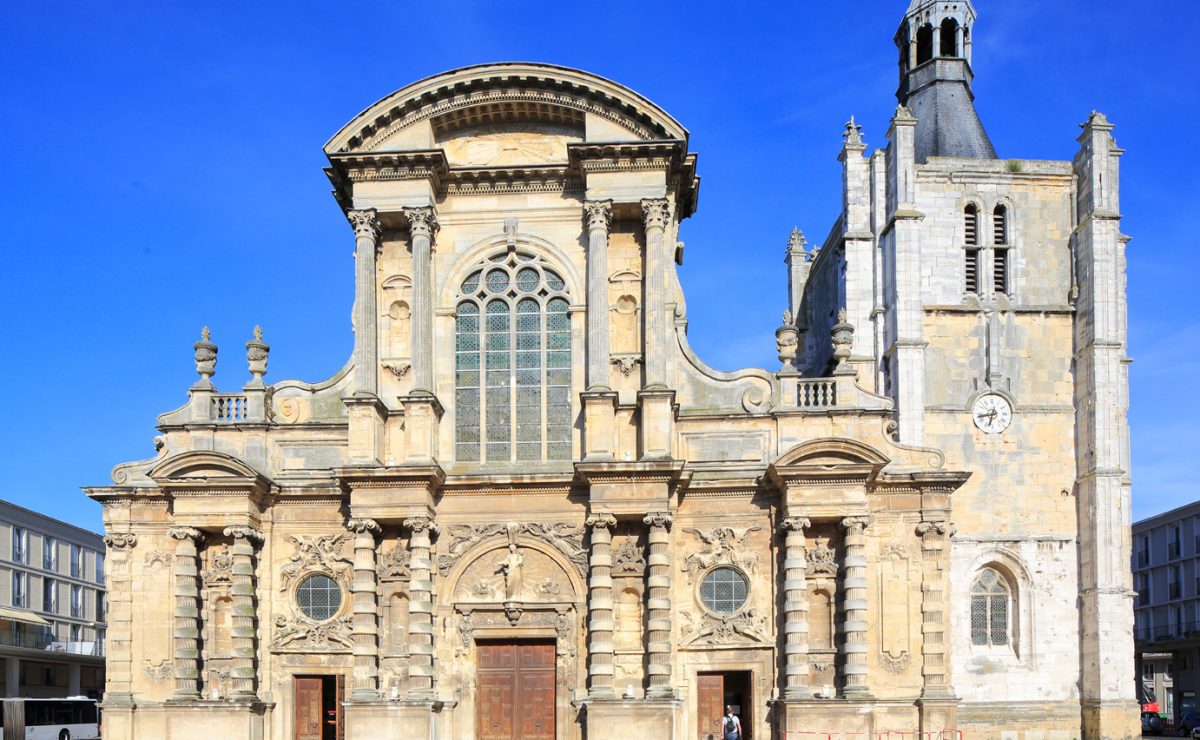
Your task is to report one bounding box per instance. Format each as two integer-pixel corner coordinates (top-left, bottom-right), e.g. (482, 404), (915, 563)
(295, 573), (342, 621)
(699, 566), (748, 614)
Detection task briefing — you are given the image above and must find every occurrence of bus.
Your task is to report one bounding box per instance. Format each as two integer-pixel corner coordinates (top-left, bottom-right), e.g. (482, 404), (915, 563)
(0, 697), (99, 740)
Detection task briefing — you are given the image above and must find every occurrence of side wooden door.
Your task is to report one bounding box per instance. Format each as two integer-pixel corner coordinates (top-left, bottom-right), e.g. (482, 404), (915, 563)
(697, 673), (725, 740)
(478, 643), (517, 739)
(517, 643), (555, 740)
(294, 676), (324, 740)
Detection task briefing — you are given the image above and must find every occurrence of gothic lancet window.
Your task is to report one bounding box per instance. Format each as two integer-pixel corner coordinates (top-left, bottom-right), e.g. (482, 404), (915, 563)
(970, 567), (1012, 647)
(456, 251), (572, 463)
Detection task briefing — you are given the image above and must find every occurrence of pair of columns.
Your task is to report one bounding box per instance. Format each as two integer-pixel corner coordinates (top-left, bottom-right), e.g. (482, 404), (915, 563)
(168, 525), (263, 701)
(777, 517), (954, 700)
(583, 198), (674, 392)
(347, 207), (438, 398)
(345, 516), (438, 701)
(585, 512), (674, 699)
(777, 516), (870, 699)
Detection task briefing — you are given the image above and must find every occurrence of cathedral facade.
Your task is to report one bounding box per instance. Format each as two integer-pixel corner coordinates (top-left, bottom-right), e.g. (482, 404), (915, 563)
(88, 2), (1139, 738)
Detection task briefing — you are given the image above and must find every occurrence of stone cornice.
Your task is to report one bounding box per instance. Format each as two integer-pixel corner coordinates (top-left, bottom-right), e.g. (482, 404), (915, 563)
(568, 141), (698, 217)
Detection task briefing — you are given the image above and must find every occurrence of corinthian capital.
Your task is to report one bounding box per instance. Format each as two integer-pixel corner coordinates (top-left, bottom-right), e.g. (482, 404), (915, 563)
(643, 512), (674, 530)
(103, 533), (138, 550)
(223, 525), (264, 543)
(584, 200), (613, 233)
(779, 517), (811, 534)
(403, 516), (440, 536)
(585, 513), (617, 532)
(403, 207), (439, 240)
(347, 208), (382, 240)
(640, 198), (672, 231)
(840, 516), (869, 535)
(168, 526), (203, 543)
(346, 518), (382, 537)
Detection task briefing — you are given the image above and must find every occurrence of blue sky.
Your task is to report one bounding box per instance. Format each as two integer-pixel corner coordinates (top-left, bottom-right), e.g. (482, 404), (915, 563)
(0, 1), (1196, 532)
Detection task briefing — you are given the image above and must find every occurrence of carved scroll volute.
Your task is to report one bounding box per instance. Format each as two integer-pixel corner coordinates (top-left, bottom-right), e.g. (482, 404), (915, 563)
(104, 533), (138, 550)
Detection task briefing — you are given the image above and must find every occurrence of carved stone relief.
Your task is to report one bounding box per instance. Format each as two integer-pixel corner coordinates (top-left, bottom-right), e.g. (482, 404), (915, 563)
(879, 544), (912, 674)
(453, 545), (572, 603)
(377, 543), (411, 581)
(279, 533), (353, 591)
(202, 546), (233, 585)
(273, 614), (354, 651)
(680, 526), (763, 584)
(143, 659), (171, 682)
(437, 521), (586, 580)
(806, 537), (838, 576)
(272, 533), (355, 653)
(680, 608), (768, 646)
(143, 550), (172, 571)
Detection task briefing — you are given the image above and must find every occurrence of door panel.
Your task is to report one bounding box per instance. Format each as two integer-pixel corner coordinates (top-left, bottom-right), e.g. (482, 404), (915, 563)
(477, 641), (556, 740)
(294, 677), (324, 740)
(698, 673), (725, 740)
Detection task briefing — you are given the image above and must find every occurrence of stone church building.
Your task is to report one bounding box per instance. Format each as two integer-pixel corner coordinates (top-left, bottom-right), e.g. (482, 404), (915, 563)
(88, 2), (1138, 738)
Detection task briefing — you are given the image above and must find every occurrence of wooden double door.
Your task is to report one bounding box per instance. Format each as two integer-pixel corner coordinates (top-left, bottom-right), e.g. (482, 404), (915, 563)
(294, 674), (344, 740)
(476, 641), (556, 739)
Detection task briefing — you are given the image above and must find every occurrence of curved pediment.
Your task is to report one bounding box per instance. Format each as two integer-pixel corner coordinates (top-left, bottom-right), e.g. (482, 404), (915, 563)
(772, 438), (891, 469)
(324, 63), (689, 155)
(148, 450), (267, 485)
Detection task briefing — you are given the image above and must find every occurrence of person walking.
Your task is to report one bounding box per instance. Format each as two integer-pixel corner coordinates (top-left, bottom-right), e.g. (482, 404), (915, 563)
(721, 705), (742, 740)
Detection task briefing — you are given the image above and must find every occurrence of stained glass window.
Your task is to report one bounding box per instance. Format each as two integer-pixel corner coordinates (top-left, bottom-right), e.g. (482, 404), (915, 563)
(970, 567), (1011, 647)
(700, 567), (749, 614)
(455, 251), (572, 463)
(296, 573), (342, 622)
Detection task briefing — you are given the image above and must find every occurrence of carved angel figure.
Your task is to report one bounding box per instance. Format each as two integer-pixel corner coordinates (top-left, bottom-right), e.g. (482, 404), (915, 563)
(681, 526), (762, 582)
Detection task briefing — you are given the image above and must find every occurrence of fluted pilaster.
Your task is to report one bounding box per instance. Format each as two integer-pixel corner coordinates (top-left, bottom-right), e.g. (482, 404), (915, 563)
(584, 200), (613, 390)
(102, 533), (137, 702)
(347, 518), (382, 700)
(917, 521), (955, 697)
(404, 516), (438, 698)
(223, 525), (263, 700)
(644, 512), (675, 698)
(840, 516), (870, 697)
(640, 199), (672, 388)
(168, 526), (203, 700)
(585, 514), (617, 698)
(403, 207), (439, 393)
(347, 209), (382, 397)
(779, 517), (811, 698)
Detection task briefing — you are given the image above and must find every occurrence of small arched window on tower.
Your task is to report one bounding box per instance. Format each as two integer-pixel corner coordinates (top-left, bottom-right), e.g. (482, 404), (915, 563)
(940, 18), (959, 58)
(970, 567), (1012, 647)
(993, 205), (1009, 296)
(964, 204), (980, 294)
(916, 24), (934, 65)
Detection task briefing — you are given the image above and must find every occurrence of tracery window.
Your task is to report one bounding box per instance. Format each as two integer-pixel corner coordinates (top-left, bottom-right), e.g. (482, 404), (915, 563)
(970, 567), (1012, 647)
(699, 567), (749, 614)
(456, 251), (572, 463)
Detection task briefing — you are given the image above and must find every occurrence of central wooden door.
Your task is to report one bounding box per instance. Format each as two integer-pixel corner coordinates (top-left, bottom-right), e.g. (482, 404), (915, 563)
(477, 641), (555, 739)
(294, 675), (344, 740)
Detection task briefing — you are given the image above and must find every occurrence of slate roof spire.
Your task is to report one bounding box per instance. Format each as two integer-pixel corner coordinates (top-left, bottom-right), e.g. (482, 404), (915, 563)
(894, 0), (996, 162)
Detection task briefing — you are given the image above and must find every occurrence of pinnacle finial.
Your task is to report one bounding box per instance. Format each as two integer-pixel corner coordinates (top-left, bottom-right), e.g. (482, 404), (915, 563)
(201, 326), (211, 342)
(246, 325), (270, 386)
(193, 326), (217, 387)
(843, 116), (865, 148)
(787, 227), (807, 252)
(253, 325), (263, 341)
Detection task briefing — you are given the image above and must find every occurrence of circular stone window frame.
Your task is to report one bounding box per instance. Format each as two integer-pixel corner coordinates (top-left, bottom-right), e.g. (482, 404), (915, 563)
(695, 564), (751, 617)
(292, 571), (348, 624)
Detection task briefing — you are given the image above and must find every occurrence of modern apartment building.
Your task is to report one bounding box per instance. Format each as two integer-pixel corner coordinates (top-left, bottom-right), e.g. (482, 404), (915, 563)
(1133, 500), (1200, 721)
(0, 500), (105, 698)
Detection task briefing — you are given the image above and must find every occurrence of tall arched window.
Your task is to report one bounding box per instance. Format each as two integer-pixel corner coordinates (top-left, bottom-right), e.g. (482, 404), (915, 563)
(455, 251), (572, 463)
(940, 18), (959, 57)
(916, 24), (934, 64)
(970, 567), (1012, 647)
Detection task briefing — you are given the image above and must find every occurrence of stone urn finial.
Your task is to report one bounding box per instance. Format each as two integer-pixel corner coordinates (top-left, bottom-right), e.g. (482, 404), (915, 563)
(193, 326), (217, 387)
(775, 309), (800, 373)
(831, 309), (854, 375)
(246, 325), (270, 386)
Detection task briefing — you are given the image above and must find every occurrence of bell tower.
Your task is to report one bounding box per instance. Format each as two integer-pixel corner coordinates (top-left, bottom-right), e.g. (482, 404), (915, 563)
(894, 0), (995, 162)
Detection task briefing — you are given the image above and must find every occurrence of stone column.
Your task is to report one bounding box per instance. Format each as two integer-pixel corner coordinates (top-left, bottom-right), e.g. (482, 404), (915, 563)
(931, 23), (941, 57)
(347, 518), (382, 700)
(916, 521), (955, 696)
(840, 517), (870, 698)
(102, 533), (137, 702)
(347, 209), (382, 397)
(403, 207), (439, 394)
(585, 514), (617, 698)
(779, 517), (811, 699)
(584, 200), (613, 390)
(640, 199), (672, 388)
(644, 512), (675, 698)
(403, 516), (439, 698)
(168, 526), (203, 700)
(954, 24), (964, 58)
(223, 525), (263, 700)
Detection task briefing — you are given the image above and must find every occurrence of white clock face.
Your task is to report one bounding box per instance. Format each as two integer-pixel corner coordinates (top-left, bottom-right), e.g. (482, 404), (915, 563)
(972, 394), (1012, 434)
